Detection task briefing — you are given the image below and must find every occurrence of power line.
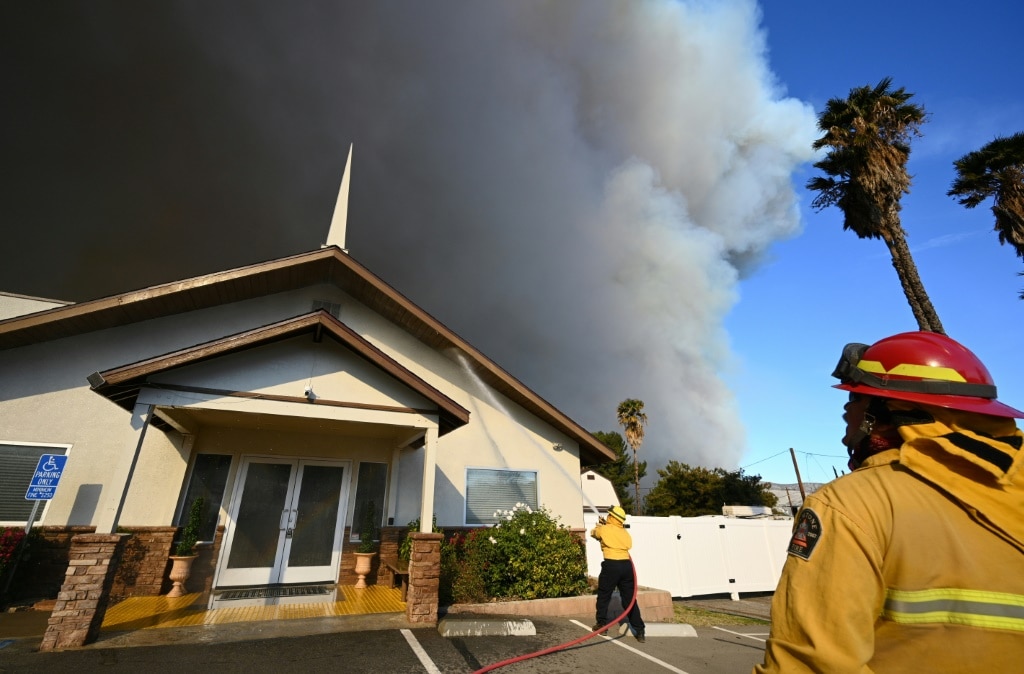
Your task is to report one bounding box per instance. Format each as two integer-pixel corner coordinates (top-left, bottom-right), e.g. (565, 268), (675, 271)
(739, 449), (791, 470)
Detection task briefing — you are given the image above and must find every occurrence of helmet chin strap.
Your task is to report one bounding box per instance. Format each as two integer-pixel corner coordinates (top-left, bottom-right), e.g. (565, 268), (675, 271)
(847, 411), (875, 448)
(846, 412), (876, 468)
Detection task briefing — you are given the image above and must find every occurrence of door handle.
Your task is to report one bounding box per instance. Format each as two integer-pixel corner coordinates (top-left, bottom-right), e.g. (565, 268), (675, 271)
(284, 509), (297, 538)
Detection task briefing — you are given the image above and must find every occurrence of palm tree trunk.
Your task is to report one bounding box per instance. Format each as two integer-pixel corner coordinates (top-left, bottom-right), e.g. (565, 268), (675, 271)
(883, 231), (945, 334)
(632, 446), (640, 515)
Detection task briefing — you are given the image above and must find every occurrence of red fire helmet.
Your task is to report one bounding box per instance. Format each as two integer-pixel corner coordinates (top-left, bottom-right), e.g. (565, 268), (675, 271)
(832, 331), (1024, 418)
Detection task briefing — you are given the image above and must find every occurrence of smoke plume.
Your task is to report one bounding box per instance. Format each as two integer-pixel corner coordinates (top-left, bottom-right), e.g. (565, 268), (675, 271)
(2, 1), (817, 476)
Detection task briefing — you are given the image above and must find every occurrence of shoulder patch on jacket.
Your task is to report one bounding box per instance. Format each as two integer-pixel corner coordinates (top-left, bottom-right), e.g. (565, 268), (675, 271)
(787, 508), (822, 560)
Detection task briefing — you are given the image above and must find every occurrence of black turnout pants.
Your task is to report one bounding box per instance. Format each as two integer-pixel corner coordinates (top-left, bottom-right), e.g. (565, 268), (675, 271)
(595, 558), (645, 631)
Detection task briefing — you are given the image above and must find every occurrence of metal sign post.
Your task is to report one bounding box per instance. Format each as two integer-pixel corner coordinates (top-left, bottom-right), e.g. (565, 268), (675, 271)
(3, 454), (68, 595)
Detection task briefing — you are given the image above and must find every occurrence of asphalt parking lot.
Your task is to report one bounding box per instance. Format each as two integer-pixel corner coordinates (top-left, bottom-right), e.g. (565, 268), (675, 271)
(1, 594), (774, 673)
(0, 610), (769, 673)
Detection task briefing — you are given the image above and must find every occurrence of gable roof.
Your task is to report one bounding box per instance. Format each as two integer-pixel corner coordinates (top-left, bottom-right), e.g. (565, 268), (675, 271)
(89, 310), (471, 437)
(0, 247), (614, 464)
(0, 291), (72, 321)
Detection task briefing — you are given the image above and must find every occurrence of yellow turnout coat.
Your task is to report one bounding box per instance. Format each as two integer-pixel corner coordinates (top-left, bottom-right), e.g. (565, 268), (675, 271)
(757, 448), (1024, 673)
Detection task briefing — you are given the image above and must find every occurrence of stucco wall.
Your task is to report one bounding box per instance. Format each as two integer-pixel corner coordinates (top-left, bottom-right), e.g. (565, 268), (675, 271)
(0, 282), (587, 533)
(333, 293), (586, 530)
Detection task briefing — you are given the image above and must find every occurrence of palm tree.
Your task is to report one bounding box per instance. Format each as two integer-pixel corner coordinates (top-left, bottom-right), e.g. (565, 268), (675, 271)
(591, 430), (647, 514)
(616, 399), (647, 515)
(948, 132), (1024, 299)
(807, 78), (945, 333)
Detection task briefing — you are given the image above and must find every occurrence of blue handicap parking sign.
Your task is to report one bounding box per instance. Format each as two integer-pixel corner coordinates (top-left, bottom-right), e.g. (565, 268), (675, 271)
(25, 454), (68, 501)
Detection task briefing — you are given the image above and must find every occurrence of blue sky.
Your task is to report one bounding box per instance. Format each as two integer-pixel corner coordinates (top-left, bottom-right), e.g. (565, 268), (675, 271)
(729, 1), (1024, 484)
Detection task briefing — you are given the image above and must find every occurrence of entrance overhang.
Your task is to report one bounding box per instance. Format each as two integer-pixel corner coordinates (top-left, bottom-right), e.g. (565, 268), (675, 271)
(87, 310), (471, 436)
(137, 386), (440, 441)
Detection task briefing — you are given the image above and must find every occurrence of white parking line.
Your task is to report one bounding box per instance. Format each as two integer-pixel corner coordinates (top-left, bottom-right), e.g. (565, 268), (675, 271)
(712, 626), (767, 643)
(400, 628), (442, 674)
(570, 620), (691, 674)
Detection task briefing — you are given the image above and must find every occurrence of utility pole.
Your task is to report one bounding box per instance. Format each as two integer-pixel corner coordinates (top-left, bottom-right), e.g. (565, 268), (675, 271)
(789, 447), (806, 501)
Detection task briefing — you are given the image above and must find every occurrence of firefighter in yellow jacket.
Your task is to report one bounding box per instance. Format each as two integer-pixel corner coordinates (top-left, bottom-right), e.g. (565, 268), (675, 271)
(756, 331), (1024, 673)
(591, 505), (645, 642)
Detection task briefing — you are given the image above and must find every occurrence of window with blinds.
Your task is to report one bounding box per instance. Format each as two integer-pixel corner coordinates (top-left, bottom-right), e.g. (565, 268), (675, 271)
(465, 468), (538, 526)
(1, 443), (69, 523)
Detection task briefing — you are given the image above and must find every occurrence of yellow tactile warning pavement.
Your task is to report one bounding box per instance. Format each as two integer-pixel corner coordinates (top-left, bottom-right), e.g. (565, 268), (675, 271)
(101, 585), (405, 632)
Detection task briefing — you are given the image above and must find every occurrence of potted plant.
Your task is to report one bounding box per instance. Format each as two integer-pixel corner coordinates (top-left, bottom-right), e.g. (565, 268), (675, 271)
(353, 501), (378, 589)
(167, 496), (204, 597)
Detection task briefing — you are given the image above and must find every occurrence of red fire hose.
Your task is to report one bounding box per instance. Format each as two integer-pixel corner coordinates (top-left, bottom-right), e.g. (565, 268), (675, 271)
(472, 555), (639, 674)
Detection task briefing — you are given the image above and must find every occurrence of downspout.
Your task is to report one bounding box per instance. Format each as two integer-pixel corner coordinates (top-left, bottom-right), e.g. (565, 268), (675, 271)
(106, 403), (154, 533)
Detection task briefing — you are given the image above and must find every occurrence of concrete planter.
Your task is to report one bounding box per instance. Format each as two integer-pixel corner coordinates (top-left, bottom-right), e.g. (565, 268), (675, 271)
(353, 552), (376, 589)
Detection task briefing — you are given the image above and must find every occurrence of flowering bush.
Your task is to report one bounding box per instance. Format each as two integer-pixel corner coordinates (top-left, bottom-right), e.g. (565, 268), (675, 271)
(0, 527), (27, 587)
(445, 529), (489, 604)
(446, 504), (589, 602)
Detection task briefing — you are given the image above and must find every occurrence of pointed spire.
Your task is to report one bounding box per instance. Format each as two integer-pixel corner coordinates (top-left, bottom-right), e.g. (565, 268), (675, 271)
(324, 143), (353, 252)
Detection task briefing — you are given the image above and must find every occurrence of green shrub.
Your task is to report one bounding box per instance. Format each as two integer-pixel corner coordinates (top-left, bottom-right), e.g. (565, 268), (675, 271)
(0, 527), (27, 592)
(174, 497), (204, 556)
(399, 515), (443, 562)
(357, 501), (379, 553)
(449, 504), (589, 602)
(438, 535), (459, 605)
(0, 527), (35, 602)
(445, 529), (488, 604)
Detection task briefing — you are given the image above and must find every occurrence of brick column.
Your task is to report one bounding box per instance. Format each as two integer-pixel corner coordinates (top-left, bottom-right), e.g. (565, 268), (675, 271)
(39, 533), (128, 651)
(405, 532), (442, 624)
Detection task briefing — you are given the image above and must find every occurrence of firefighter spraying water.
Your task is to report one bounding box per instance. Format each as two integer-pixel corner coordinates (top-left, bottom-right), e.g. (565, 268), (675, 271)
(591, 505), (645, 641)
(473, 504), (643, 673)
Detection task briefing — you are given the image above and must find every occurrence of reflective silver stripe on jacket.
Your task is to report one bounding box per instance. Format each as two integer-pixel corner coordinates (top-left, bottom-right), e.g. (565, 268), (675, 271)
(884, 588), (1024, 632)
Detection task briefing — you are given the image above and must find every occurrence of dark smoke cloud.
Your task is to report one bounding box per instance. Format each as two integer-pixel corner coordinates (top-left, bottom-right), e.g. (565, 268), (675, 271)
(1, 1), (816, 476)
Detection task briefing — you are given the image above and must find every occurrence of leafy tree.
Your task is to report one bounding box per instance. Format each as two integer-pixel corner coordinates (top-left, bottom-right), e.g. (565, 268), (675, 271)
(645, 462), (721, 517)
(591, 430), (647, 514)
(948, 131), (1024, 299)
(645, 462), (777, 517)
(807, 78), (945, 332)
(720, 470), (778, 510)
(616, 399), (648, 515)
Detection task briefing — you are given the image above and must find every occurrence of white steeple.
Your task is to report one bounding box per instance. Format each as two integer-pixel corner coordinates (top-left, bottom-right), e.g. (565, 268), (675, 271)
(324, 144), (353, 252)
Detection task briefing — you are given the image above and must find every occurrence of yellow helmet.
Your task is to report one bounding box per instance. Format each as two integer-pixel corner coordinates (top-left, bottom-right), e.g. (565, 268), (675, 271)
(608, 506), (627, 523)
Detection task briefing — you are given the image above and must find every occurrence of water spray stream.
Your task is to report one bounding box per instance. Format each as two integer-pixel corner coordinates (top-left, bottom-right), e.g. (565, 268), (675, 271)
(450, 348), (637, 672)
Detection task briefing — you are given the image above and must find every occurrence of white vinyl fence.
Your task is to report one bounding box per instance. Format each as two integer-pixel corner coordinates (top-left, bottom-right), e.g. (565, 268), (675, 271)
(583, 513), (794, 599)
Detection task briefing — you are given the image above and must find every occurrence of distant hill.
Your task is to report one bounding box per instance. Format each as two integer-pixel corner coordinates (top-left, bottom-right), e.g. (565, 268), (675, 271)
(767, 482), (827, 516)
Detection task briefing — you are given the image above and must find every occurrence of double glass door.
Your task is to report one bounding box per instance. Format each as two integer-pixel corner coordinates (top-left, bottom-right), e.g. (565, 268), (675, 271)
(217, 457), (349, 587)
